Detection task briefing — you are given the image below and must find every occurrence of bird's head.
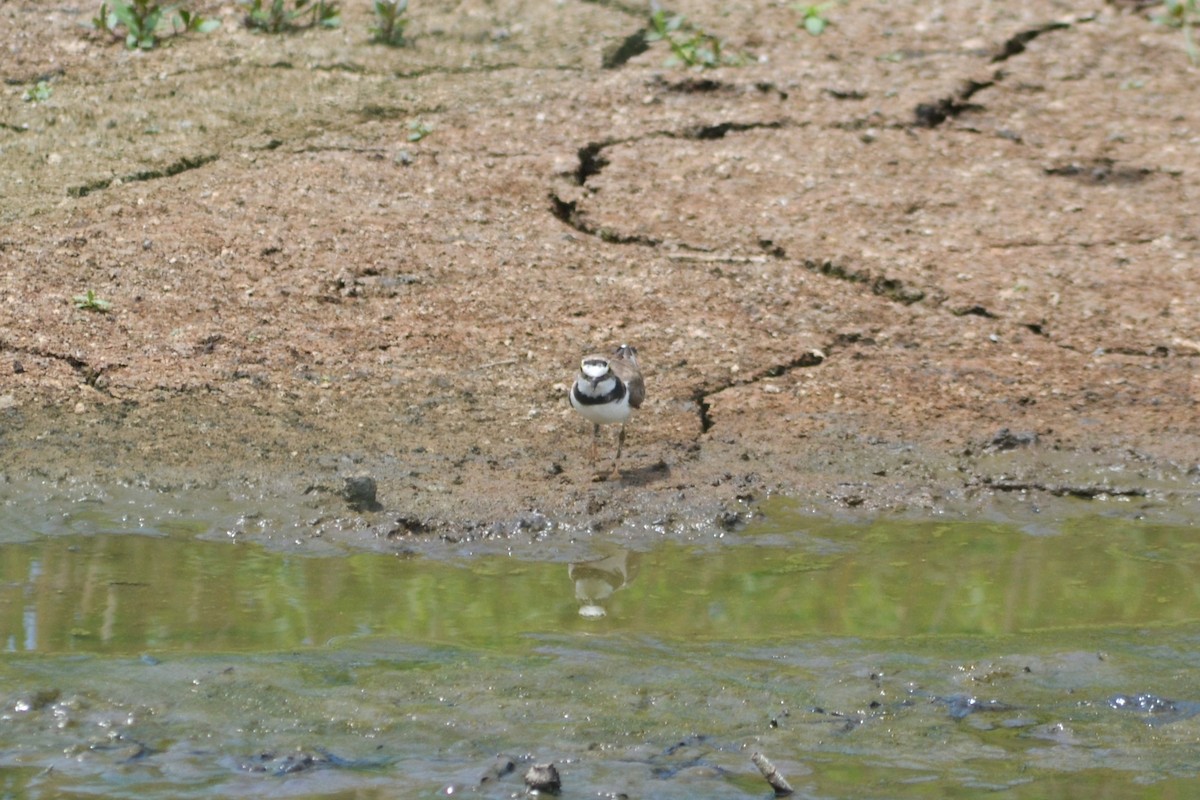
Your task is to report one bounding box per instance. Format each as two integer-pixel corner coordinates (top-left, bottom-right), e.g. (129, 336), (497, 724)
(580, 357), (610, 386)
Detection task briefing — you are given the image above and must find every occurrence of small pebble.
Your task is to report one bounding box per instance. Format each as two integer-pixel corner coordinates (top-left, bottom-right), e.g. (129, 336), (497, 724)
(524, 762), (561, 795)
(342, 475), (379, 511)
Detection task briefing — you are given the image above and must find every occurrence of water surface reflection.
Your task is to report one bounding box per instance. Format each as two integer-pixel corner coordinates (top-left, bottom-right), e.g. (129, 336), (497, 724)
(3, 517), (1199, 654)
(4, 514), (1200, 799)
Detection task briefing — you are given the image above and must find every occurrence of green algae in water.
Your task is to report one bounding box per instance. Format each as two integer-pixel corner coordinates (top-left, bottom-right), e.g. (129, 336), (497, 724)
(5, 518), (1199, 653)
(1, 506), (1199, 798)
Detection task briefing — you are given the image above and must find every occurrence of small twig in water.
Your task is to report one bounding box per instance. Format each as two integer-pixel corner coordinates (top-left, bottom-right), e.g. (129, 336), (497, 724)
(751, 751), (794, 797)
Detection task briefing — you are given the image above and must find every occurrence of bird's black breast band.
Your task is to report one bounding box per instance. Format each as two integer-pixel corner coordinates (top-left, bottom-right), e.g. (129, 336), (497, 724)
(572, 381), (627, 406)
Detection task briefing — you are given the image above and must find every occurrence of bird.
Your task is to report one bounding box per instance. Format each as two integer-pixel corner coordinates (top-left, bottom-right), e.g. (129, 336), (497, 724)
(568, 344), (645, 479)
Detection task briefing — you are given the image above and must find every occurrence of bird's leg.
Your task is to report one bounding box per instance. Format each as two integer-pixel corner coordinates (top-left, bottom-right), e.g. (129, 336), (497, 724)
(609, 424), (627, 480)
(590, 423), (600, 466)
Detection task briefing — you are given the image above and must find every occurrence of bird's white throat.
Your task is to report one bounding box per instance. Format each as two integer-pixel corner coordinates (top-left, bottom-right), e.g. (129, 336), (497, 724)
(581, 360), (609, 379)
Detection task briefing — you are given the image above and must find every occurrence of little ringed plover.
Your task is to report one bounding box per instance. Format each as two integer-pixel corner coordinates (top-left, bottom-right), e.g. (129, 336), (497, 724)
(569, 344), (645, 479)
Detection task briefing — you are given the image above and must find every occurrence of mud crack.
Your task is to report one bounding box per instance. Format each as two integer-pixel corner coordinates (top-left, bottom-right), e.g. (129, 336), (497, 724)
(692, 348), (827, 435)
(573, 141), (611, 185)
(978, 478), (1148, 500)
(799, 258), (926, 305)
(914, 76), (995, 128)
(566, 118), (789, 187)
(684, 119), (786, 140)
(647, 74), (789, 100)
(549, 194), (661, 246)
(68, 154), (219, 198)
(551, 118), (791, 241)
(4, 341), (120, 395)
(990, 19), (1077, 63)
(1044, 158), (1156, 186)
(914, 14), (1094, 128)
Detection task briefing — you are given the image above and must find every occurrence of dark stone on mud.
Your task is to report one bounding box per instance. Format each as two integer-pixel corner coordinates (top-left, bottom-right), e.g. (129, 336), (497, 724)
(524, 762), (561, 794)
(341, 475), (382, 512)
(14, 688), (60, 711)
(516, 511), (549, 533)
(242, 750), (333, 775)
(986, 428), (1039, 452)
(479, 756), (516, 785)
(717, 509), (745, 531)
(387, 515), (429, 537)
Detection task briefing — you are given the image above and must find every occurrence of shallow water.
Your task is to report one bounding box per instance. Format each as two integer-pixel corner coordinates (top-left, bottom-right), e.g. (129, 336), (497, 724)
(2, 494), (1199, 798)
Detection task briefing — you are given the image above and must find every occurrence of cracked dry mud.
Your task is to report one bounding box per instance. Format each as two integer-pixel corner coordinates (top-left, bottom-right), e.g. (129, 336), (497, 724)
(1, 1), (1198, 548)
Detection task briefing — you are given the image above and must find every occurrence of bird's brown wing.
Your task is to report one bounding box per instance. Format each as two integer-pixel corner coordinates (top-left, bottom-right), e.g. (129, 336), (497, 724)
(611, 357), (645, 410)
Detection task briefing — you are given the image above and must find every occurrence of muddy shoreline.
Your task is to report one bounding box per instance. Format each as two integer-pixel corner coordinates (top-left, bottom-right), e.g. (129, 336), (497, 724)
(2, 1), (1198, 548)
(3, 393), (1196, 557)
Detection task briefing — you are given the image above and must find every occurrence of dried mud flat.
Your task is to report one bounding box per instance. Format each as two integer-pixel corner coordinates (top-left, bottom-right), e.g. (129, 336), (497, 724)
(1, 0), (1198, 550)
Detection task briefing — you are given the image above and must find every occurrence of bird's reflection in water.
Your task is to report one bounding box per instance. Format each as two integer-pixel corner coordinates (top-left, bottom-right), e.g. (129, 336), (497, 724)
(568, 548), (640, 619)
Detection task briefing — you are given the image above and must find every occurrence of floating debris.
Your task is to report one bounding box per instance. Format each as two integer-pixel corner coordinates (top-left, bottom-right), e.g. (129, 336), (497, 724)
(751, 751), (793, 797)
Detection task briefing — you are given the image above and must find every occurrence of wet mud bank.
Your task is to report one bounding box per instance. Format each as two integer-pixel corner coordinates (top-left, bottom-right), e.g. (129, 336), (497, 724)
(1, 391), (1196, 558)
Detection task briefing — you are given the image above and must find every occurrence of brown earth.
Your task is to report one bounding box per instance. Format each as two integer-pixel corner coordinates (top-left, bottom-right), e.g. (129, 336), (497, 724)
(1, 0), (1197, 549)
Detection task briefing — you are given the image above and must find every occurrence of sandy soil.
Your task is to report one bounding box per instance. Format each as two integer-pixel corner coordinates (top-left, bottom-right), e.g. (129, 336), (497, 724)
(1, 0), (1197, 548)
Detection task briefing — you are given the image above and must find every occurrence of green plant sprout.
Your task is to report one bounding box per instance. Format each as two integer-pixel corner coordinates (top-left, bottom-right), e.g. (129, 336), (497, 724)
(175, 7), (221, 35)
(793, 2), (838, 36)
(645, 9), (742, 69)
(22, 80), (53, 103)
(89, 0), (218, 49)
(91, 2), (112, 33)
(242, 0), (340, 33)
(115, 0), (164, 48)
(1154, 0), (1199, 63)
(370, 0), (409, 46)
(407, 119), (432, 142)
(73, 290), (112, 313)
